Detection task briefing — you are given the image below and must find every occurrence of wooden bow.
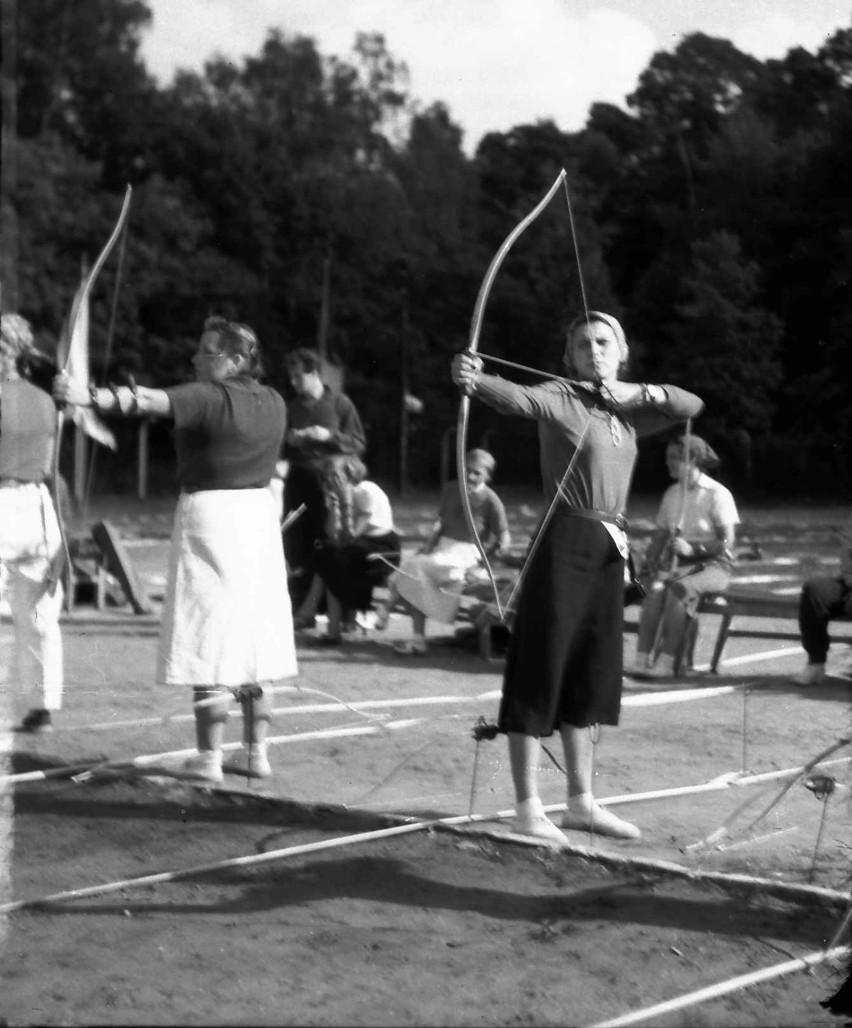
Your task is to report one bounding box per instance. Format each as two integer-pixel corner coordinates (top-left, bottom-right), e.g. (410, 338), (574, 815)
(50, 185), (133, 610)
(456, 169), (569, 618)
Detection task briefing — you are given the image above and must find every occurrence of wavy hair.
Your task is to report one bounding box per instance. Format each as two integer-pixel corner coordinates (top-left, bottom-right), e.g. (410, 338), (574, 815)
(204, 316), (264, 378)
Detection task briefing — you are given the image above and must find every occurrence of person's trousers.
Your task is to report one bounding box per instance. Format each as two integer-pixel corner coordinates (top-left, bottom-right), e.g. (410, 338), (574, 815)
(799, 575), (852, 664)
(637, 561), (730, 661)
(0, 483), (64, 710)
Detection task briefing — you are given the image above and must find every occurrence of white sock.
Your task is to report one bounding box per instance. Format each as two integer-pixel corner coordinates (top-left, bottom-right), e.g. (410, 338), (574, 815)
(517, 796), (546, 820)
(567, 791), (593, 813)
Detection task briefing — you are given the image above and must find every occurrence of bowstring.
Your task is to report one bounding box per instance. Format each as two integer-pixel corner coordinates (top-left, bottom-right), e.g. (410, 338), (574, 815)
(502, 175), (597, 618)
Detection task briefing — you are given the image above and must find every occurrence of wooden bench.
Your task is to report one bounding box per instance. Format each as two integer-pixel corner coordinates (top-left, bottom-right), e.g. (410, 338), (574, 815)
(467, 587), (852, 669)
(685, 589), (852, 673)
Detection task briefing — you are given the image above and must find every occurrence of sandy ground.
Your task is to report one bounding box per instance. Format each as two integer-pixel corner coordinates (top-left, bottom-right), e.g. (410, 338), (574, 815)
(1, 499), (851, 1026)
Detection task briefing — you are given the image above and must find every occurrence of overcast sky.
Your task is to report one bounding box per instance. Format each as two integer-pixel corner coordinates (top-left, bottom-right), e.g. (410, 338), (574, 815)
(140, 0), (852, 153)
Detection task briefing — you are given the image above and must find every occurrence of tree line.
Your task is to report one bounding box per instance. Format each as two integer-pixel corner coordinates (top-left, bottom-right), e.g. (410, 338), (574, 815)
(5, 0), (852, 498)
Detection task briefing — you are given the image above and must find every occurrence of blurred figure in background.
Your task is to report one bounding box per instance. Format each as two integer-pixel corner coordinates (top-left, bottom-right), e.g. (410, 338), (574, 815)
(628, 433), (739, 679)
(296, 455), (400, 643)
(0, 313), (64, 734)
(281, 347), (366, 610)
(795, 515), (852, 685)
(374, 448), (510, 656)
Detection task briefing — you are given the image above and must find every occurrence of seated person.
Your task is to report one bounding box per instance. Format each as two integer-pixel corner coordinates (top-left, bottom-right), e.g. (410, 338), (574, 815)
(297, 455), (400, 643)
(627, 433), (739, 678)
(375, 448), (511, 655)
(796, 529), (852, 685)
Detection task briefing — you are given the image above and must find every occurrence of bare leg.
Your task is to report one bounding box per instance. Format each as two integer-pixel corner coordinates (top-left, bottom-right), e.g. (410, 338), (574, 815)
(193, 685), (229, 754)
(392, 600), (428, 654)
(375, 579), (399, 629)
(632, 582), (666, 668)
(411, 610), (427, 642)
(559, 724), (640, 839)
(172, 685), (229, 782)
(326, 591), (343, 640)
(508, 731), (541, 802)
(295, 574), (325, 621)
(561, 723), (593, 799)
(222, 684), (272, 778)
(507, 731), (568, 846)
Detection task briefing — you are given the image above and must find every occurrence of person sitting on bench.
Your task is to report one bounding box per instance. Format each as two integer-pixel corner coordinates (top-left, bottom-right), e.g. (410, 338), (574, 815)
(627, 433), (739, 679)
(796, 527), (852, 686)
(374, 448), (510, 656)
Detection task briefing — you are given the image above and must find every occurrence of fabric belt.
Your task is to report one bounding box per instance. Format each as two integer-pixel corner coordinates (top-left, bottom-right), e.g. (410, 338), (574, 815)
(563, 506), (628, 533)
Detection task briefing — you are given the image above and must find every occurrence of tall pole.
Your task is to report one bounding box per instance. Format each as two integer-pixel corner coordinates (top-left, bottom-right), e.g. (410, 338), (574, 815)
(1, 0), (19, 311)
(398, 266), (410, 497)
(317, 254), (331, 360)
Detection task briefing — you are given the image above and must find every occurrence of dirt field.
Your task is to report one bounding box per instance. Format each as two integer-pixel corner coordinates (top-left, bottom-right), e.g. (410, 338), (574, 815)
(1, 494), (850, 1026)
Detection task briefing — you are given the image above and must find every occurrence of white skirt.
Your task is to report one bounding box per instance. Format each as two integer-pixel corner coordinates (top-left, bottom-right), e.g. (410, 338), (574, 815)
(157, 489), (298, 686)
(393, 538), (480, 624)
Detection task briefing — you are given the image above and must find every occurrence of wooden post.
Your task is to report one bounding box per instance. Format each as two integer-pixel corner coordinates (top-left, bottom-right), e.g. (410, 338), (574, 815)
(73, 424), (87, 503)
(137, 418), (149, 499)
(317, 255), (331, 359)
(0, 0), (19, 310)
(398, 268), (410, 496)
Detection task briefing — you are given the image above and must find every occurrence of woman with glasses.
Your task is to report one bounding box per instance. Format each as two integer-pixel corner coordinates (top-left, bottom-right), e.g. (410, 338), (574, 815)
(54, 316), (296, 783)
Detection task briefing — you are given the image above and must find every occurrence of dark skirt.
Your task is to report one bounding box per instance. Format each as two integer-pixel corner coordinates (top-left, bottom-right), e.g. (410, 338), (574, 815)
(498, 512), (625, 736)
(314, 531), (400, 611)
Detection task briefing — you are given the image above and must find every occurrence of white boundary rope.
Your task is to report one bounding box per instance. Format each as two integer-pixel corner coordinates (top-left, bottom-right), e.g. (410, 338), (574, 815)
(1, 796), (848, 916)
(586, 944), (850, 1028)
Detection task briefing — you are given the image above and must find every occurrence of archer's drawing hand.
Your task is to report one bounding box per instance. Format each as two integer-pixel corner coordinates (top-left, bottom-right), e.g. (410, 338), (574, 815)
(451, 352), (483, 395)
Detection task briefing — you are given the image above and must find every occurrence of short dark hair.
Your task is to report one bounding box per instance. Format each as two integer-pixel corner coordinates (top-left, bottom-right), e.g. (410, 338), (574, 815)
(284, 347), (323, 374)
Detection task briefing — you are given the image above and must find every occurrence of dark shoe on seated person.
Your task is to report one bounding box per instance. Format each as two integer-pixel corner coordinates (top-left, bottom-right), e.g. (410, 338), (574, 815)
(17, 708), (53, 734)
(293, 614), (316, 631)
(314, 634), (342, 647)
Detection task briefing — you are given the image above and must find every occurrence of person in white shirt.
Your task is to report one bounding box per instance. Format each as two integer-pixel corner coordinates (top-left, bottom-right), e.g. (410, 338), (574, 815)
(628, 433), (739, 679)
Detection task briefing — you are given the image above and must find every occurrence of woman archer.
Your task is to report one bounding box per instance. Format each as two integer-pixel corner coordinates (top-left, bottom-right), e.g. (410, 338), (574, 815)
(54, 316), (297, 783)
(451, 311), (703, 845)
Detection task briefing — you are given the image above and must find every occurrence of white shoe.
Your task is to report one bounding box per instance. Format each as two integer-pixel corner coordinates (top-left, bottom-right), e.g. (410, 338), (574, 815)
(794, 663), (826, 686)
(354, 610), (377, 632)
(169, 752), (224, 785)
(513, 814), (570, 848)
(624, 661), (649, 678)
(222, 748), (272, 779)
(561, 805), (641, 840)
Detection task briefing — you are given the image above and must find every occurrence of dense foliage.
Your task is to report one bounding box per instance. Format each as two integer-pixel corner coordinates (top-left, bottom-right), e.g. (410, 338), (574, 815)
(6, 1), (852, 497)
